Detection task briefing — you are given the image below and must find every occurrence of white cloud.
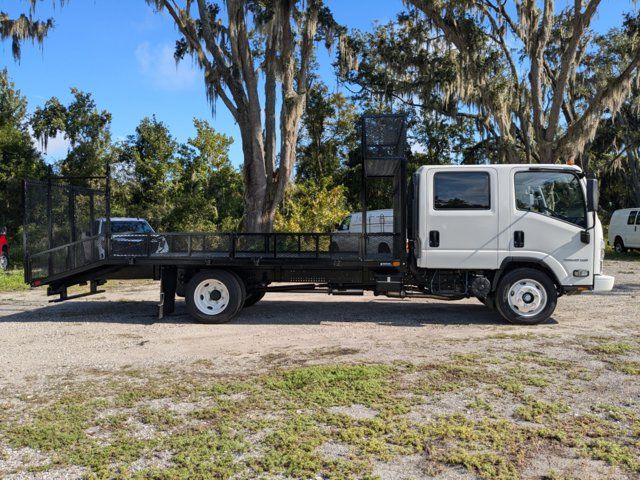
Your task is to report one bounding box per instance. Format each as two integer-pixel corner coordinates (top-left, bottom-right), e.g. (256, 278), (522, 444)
(135, 42), (198, 91)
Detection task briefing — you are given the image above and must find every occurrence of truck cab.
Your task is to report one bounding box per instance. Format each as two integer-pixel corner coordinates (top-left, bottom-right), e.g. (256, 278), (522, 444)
(409, 164), (613, 324)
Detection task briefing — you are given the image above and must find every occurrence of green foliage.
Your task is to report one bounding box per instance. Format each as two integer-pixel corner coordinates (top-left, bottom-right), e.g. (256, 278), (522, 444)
(114, 117), (243, 232)
(275, 180), (350, 233)
(31, 88), (113, 181)
(0, 69), (47, 245)
(296, 83), (359, 186)
(0, 269), (28, 291)
(115, 116), (178, 230)
(168, 119), (242, 232)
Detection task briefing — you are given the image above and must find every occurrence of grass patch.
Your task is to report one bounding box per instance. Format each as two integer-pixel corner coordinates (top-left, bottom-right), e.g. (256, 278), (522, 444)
(515, 396), (569, 423)
(584, 439), (640, 472)
(0, 269), (28, 291)
(265, 364), (393, 408)
(609, 360), (640, 375)
(2, 354), (639, 479)
(587, 341), (634, 355)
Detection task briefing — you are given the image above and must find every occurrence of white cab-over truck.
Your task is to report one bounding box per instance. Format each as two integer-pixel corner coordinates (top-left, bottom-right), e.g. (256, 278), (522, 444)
(23, 116), (614, 326)
(407, 164), (613, 323)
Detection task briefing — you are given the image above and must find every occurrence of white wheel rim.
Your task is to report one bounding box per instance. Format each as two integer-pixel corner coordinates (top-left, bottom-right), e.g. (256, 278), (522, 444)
(507, 279), (547, 318)
(193, 279), (230, 315)
(0, 255), (7, 270)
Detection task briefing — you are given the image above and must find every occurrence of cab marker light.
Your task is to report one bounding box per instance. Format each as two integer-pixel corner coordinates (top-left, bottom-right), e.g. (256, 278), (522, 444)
(573, 270), (589, 278)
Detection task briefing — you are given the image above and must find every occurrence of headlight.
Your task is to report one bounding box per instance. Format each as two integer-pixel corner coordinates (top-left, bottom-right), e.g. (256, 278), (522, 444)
(156, 238), (169, 254)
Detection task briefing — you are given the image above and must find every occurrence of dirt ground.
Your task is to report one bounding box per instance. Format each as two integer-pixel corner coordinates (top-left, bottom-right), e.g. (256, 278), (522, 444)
(0, 261), (637, 388)
(0, 260), (638, 479)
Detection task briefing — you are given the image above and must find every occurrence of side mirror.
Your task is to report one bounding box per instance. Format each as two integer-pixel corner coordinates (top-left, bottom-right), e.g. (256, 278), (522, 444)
(586, 178), (599, 212)
(0, 226), (6, 235)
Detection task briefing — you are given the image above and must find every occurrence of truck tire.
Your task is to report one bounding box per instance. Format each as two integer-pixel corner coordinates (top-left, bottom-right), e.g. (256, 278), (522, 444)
(614, 237), (627, 253)
(495, 268), (557, 325)
(0, 251), (7, 271)
(185, 270), (245, 324)
(244, 291), (266, 308)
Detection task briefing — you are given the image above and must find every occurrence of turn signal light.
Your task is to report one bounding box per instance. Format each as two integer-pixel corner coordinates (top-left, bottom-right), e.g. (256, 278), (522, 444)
(573, 270), (589, 278)
(392, 261), (401, 267)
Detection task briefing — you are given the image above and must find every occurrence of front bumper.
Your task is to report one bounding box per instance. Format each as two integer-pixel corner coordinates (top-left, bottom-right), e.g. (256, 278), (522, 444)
(593, 274), (615, 292)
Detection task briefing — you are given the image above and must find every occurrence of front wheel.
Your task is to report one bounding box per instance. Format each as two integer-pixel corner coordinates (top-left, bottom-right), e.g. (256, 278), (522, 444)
(0, 252), (7, 271)
(185, 270), (245, 324)
(614, 237), (627, 253)
(495, 268), (557, 325)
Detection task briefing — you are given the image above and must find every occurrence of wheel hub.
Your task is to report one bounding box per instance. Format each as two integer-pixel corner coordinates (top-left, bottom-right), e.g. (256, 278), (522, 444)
(194, 279), (229, 315)
(508, 279), (547, 317)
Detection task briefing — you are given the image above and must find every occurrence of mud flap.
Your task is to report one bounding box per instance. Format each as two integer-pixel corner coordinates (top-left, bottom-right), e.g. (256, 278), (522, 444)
(159, 266), (177, 319)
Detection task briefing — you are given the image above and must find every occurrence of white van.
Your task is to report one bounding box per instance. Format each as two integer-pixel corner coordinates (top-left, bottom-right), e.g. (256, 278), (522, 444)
(336, 209), (394, 233)
(333, 209), (394, 254)
(608, 208), (640, 252)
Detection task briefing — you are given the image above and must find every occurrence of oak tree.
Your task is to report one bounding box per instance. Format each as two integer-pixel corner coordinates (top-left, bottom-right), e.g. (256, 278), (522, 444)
(146, 0), (344, 232)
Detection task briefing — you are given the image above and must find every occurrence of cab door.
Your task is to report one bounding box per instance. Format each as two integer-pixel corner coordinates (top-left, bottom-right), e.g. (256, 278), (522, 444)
(509, 168), (593, 286)
(424, 168), (499, 269)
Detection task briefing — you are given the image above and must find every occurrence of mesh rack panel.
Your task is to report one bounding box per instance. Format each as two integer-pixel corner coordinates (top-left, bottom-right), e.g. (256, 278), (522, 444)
(362, 115), (407, 177)
(24, 179), (107, 283)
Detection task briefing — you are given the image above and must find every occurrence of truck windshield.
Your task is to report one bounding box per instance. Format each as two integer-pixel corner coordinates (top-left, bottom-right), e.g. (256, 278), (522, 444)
(515, 171), (586, 227)
(110, 221), (155, 234)
(337, 216), (351, 231)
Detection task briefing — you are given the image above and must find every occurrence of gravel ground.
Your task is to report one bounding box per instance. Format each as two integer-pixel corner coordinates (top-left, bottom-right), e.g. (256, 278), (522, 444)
(0, 260), (637, 389)
(0, 260), (638, 479)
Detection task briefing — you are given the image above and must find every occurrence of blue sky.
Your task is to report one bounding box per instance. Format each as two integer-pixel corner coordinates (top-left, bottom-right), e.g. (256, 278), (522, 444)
(0, 0), (635, 166)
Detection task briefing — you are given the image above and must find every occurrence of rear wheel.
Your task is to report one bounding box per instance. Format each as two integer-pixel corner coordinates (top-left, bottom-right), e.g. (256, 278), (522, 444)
(244, 291), (266, 308)
(186, 270), (245, 324)
(495, 268), (557, 325)
(614, 237), (627, 253)
(0, 251), (7, 271)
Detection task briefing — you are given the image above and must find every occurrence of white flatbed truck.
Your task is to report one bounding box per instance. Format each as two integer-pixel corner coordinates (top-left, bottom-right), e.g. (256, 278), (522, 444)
(23, 115), (614, 325)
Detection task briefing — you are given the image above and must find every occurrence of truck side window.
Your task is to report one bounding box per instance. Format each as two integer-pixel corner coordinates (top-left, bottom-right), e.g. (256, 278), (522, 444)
(433, 172), (490, 210)
(628, 211), (638, 225)
(515, 171), (586, 227)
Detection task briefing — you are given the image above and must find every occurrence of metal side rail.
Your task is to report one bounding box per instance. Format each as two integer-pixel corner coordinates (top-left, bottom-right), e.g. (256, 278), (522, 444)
(105, 232), (401, 263)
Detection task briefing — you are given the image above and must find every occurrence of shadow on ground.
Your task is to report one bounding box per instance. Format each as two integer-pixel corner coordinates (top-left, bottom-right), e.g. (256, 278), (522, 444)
(0, 296), (540, 327)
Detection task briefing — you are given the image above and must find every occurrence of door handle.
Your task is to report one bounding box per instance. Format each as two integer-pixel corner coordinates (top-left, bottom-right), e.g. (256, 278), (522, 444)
(429, 230), (440, 248)
(514, 231), (525, 248)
